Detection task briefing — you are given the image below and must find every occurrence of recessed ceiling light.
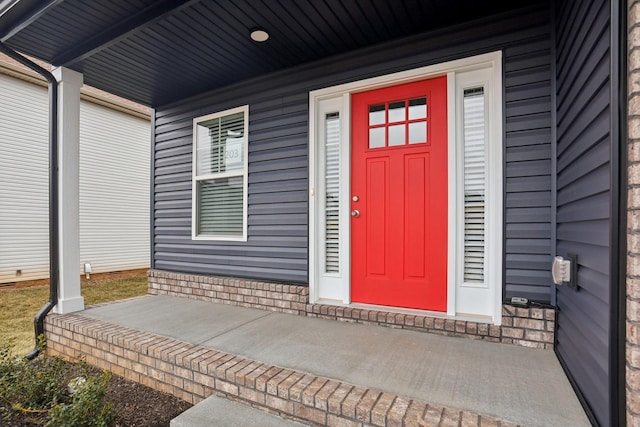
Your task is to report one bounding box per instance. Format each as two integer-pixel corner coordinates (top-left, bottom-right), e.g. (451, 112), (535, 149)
(250, 29), (269, 42)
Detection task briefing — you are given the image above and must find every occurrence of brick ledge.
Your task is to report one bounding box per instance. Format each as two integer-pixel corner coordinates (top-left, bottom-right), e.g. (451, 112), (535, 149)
(44, 313), (521, 426)
(148, 269), (555, 350)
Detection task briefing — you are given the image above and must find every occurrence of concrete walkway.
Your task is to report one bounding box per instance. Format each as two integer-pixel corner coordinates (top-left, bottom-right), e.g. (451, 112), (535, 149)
(171, 395), (310, 426)
(82, 295), (590, 427)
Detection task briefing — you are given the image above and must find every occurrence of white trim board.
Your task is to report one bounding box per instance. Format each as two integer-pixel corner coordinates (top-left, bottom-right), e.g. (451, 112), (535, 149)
(191, 105), (249, 242)
(309, 51), (503, 324)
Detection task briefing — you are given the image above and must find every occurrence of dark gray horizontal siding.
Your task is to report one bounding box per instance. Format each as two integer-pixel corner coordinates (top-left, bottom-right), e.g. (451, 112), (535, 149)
(153, 5), (553, 294)
(154, 91), (310, 283)
(506, 254), (550, 271)
(554, 0), (611, 424)
(504, 33), (553, 302)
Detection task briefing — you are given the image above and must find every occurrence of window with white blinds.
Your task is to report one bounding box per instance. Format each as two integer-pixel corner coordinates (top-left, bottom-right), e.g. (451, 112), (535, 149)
(193, 106), (248, 240)
(462, 88), (485, 283)
(324, 112), (340, 273)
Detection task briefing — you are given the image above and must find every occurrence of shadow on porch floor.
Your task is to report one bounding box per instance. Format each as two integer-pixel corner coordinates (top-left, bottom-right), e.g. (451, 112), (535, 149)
(45, 295), (589, 426)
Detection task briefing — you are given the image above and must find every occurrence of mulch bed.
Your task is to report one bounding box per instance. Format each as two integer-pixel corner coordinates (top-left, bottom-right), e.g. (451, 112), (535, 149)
(104, 374), (193, 427)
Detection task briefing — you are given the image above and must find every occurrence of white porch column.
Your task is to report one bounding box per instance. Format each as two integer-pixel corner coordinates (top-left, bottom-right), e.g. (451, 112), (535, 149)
(52, 66), (84, 314)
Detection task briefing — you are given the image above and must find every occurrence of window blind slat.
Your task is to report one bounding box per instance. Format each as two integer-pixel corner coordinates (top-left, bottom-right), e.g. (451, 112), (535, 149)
(463, 88), (485, 283)
(325, 113), (340, 273)
(198, 178), (244, 235)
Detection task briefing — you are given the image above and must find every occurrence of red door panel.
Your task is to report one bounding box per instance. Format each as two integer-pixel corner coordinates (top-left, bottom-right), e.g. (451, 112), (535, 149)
(366, 158), (388, 277)
(405, 154), (427, 279)
(351, 76), (447, 311)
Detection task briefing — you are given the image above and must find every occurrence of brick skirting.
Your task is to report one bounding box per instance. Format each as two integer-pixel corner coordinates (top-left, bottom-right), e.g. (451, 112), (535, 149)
(630, 2), (640, 424)
(44, 312), (519, 426)
(148, 269), (555, 349)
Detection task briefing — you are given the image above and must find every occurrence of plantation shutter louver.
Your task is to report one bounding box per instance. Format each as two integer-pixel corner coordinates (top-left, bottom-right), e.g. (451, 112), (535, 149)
(463, 88), (485, 283)
(324, 113), (340, 273)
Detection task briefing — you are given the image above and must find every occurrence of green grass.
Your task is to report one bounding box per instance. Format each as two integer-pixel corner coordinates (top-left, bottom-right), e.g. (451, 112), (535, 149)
(0, 274), (148, 356)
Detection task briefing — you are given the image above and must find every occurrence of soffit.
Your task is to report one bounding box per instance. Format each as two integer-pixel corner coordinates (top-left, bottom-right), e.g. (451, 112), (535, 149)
(0, 0), (542, 107)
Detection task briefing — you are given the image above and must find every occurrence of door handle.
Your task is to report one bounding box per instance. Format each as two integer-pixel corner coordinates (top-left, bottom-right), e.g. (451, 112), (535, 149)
(351, 210), (360, 218)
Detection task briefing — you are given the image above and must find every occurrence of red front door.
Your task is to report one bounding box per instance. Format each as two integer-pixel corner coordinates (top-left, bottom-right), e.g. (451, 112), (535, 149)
(351, 77), (448, 311)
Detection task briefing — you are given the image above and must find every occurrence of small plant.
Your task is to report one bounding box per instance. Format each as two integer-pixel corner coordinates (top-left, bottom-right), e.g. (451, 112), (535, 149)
(1, 336), (66, 412)
(0, 338), (112, 426)
(47, 369), (113, 427)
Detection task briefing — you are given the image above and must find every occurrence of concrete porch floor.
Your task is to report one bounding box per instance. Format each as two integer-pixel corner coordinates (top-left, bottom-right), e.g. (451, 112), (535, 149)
(51, 295), (590, 426)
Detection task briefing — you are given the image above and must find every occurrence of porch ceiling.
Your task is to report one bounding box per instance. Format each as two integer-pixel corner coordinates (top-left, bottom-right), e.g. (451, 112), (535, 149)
(0, 0), (541, 107)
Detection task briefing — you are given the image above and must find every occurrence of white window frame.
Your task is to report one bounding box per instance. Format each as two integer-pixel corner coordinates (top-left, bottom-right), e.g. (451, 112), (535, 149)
(191, 105), (249, 242)
(309, 51), (503, 324)
(310, 95), (352, 304)
(451, 68), (502, 321)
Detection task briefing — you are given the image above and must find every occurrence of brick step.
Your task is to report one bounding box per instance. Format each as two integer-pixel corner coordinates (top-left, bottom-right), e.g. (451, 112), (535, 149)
(45, 312), (517, 427)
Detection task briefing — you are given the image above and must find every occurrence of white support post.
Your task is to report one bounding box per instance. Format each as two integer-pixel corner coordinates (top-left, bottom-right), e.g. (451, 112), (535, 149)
(52, 66), (84, 314)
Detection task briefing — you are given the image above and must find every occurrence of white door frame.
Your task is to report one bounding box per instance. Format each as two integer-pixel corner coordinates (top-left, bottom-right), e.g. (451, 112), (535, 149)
(309, 51), (503, 324)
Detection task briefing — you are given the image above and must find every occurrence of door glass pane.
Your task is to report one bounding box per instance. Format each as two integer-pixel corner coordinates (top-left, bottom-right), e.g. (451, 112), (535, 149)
(388, 124), (405, 146)
(369, 127), (385, 148)
(369, 104), (385, 125)
(388, 101), (406, 122)
(408, 97), (427, 119)
(408, 121), (427, 144)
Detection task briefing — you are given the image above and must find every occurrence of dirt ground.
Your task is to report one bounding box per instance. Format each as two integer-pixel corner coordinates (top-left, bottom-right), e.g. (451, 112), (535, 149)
(104, 373), (193, 427)
(3, 268), (150, 289)
(0, 370), (193, 426)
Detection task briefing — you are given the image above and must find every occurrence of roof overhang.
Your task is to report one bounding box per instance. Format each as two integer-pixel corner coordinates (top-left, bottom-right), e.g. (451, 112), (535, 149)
(0, 0), (544, 107)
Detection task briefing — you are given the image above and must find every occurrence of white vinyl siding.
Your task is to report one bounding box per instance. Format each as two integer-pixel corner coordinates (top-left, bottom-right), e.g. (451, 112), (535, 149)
(0, 74), (50, 283)
(0, 73), (150, 284)
(462, 88), (486, 283)
(79, 102), (150, 274)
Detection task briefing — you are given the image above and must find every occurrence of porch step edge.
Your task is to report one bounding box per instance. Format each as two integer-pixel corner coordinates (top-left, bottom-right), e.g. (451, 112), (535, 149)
(44, 313), (520, 427)
(170, 394), (309, 426)
(148, 269), (556, 350)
